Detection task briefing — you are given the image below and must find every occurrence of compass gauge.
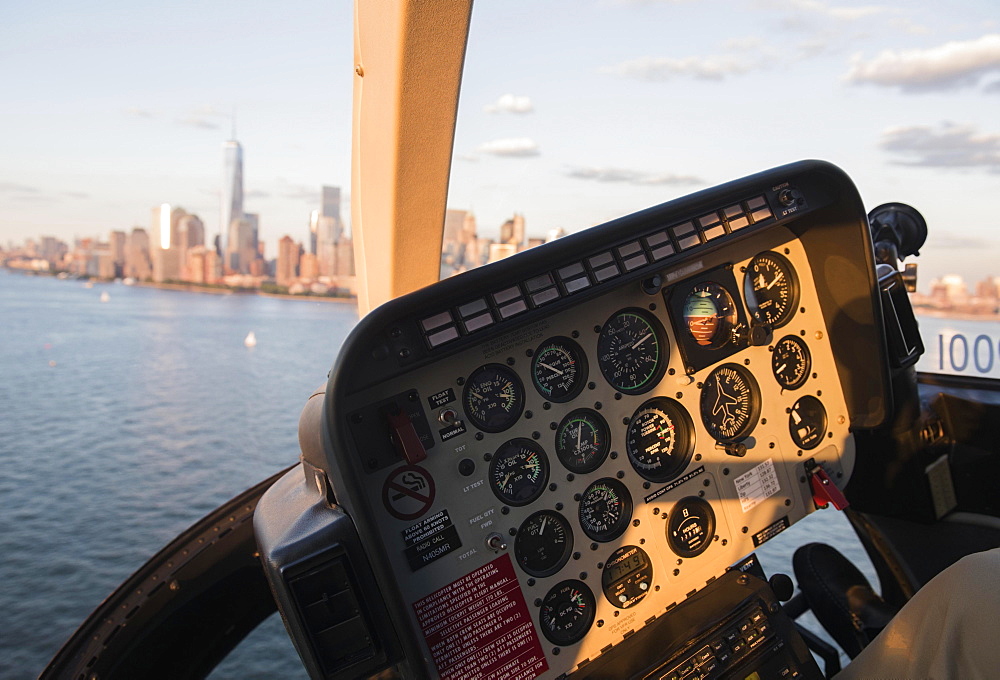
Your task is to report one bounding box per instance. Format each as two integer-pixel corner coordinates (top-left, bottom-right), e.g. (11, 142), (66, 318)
(699, 363), (761, 443)
(531, 337), (587, 402)
(771, 335), (811, 390)
(597, 309), (668, 395)
(463, 364), (524, 433)
(555, 409), (611, 474)
(744, 251), (799, 329)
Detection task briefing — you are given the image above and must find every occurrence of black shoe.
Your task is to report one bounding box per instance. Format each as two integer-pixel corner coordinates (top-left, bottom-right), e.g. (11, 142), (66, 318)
(792, 543), (898, 659)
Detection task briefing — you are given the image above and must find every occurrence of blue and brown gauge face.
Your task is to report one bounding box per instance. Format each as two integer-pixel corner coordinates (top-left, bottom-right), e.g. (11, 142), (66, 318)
(666, 496), (716, 558)
(488, 438), (549, 506)
(597, 308), (668, 395)
(462, 363), (524, 433)
(683, 282), (738, 348)
(531, 336), (587, 402)
(625, 397), (695, 483)
(789, 395), (827, 450)
(771, 335), (811, 390)
(744, 250), (799, 329)
(601, 545), (653, 609)
(514, 509), (574, 578)
(539, 580), (596, 646)
(578, 478), (632, 543)
(555, 409), (611, 474)
(699, 363), (761, 443)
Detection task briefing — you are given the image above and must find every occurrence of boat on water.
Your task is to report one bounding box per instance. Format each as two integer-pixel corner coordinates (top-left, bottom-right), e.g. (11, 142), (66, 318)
(245, 331), (258, 348)
(40, 2), (999, 680)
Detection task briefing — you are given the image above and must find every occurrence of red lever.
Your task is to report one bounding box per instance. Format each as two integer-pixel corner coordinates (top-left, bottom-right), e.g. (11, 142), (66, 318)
(809, 467), (849, 511)
(387, 409), (427, 464)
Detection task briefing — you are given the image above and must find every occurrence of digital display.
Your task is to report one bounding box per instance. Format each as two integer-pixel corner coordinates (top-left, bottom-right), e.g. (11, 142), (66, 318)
(607, 551), (645, 583)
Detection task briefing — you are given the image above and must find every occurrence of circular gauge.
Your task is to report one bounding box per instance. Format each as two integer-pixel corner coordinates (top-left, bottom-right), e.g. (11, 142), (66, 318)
(744, 251), (799, 329)
(700, 364), (761, 443)
(625, 398), (695, 483)
(539, 580), (596, 646)
(578, 478), (633, 542)
(489, 439), (549, 506)
(514, 510), (574, 577)
(463, 364), (524, 433)
(666, 496), (716, 558)
(531, 337), (587, 402)
(597, 309), (668, 395)
(771, 335), (811, 390)
(682, 282), (739, 348)
(602, 546), (653, 609)
(789, 395), (827, 450)
(555, 409), (611, 474)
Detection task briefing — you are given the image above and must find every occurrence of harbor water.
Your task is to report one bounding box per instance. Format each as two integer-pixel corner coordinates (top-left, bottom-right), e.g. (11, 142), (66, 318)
(1, 271), (882, 678)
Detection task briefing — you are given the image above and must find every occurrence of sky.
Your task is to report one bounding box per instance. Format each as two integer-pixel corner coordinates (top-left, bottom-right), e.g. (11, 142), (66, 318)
(1, 0), (998, 290)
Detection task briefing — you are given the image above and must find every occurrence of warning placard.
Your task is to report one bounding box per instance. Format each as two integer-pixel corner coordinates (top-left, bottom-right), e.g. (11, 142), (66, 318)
(412, 555), (548, 680)
(403, 510), (461, 571)
(382, 465), (435, 520)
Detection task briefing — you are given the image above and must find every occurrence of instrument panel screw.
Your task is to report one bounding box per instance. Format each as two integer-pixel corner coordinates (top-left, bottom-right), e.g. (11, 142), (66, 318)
(525, 410), (533, 419)
(594, 325), (601, 333)
(532, 431), (541, 440)
(580, 572), (587, 579)
(476, 432), (484, 441)
(525, 348), (533, 357)
(506, 357), (515, 366)
(673, 569), (680, 576)
(591, 543), (598, 551)
(653, 508), (660, 515)
(614, 393), (622, 400)
(668, 368), (676, 376)
(456, 377), (465, 386)
(617, 471), (626, 479)
(597, 620), (604, 628)
(785, 499), (792, 506)
(769, 442), (775, 449)
(550, 422), (557, 430)
(567, 473), (575, 482)
(572, 330), (580, 338)
(553, 648), (560, 655)
(534, 598), (542, 607)
(527, 579), (535, 587)
(632, 519), (640, 527)
(695, 453), (702, 461)
(610, 451), (618, 460)
(573, 493), (582, 501)
(588, 382), (597, 390)
(543, 402), (551, 410)
(643, 482), (651, 489)
(723, 468), (730, 476)
(737, 574), (749, 585)
(573, 552), (581, 560)
(355, 64), (364, 76)
(742, 526), (749, 534)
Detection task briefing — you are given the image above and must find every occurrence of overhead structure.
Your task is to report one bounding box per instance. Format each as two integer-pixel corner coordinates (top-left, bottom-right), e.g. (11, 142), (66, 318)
(350, 0), (474, 316)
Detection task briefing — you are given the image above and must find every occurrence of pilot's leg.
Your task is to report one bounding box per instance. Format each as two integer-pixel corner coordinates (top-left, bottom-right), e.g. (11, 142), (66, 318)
(834, 547), (1000, 680)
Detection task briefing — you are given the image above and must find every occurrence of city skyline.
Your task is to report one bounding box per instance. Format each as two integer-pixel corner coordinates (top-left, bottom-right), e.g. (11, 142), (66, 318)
(1, 1), (998, 286)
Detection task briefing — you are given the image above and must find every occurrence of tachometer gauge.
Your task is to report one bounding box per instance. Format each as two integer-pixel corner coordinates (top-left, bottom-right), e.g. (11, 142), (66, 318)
(625, 397), (695, 483)
(578, 478), (632, 542)
(555, 409), (611, 474)
(771, 335), (811, 390)
(666, 496), (716, 558)
(489, 439), (549, 506)
(463, 364), (524, 433)
(699, 363), (761, 443)
(597, 309), (668, 395)
(531, 336), (587, 402)
(789, 395), (827, 450)
(682, 282), (738, 348)
(539, 580), (596, 646)
(514, 510), (573, 577)
(744, 251), (799, 329)
(602, 546), (652, 609)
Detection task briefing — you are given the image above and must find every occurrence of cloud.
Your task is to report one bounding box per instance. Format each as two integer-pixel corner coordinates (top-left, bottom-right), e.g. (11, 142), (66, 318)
(476, 138), (540, 157)
(176, 116), (221, 130)
(929, 232), (992, 250)
(566, 166), (704, 185)
(783, 0), (885, 22)
(984, 79), (1000, 94)
(484, 94), (534, 114)
(125, 107), (154, 118)
(601, 54), (751, 81)
(845, 34), (1000, 91)
(880, 122), (1000, 171)
(0, 181), (40, 194)
(245, 189), (270, 199)
(285, 186), (320, 201)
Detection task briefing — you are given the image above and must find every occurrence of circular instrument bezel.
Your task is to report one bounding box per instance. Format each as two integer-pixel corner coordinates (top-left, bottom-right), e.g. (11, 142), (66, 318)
(462, 363), (525, 433)
(578, 477), (633, 543)
(743, 250), (800, 329)
(699, 363), (762, 443)
(554, 408), (611, 474)
(665, 496), (716, 558)
(625, 397), (695, 483)
(771, 334), (812, 391)
(789, 395), (828, 450)
(488, 438), (550, 506)
(539, 579), (596, 646)
(514, 509), (574, 578)
(596, 308), (669, 395)
(531, 336), (588, 403)
(601, 545), (653, 609)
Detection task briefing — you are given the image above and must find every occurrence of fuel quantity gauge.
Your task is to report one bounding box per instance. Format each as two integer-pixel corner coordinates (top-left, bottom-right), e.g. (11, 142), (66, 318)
(771, 335), (811, 390)
(555, 409), (611, 474)
(515, 510), (574, 577)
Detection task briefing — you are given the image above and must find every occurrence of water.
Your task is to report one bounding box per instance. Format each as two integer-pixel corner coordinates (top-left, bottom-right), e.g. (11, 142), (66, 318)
(0, 271), (875, 678)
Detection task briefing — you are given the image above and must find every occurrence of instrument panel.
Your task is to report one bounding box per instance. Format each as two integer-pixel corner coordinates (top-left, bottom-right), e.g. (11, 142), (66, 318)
(294, 161), (886, 680)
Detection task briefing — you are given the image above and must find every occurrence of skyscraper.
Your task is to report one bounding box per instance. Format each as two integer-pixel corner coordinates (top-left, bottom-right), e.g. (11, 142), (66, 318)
(221, 139), (244, 268)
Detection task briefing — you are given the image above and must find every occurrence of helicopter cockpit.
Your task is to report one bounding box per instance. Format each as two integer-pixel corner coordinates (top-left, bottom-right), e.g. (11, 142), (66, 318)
(254, 159), (899, 680)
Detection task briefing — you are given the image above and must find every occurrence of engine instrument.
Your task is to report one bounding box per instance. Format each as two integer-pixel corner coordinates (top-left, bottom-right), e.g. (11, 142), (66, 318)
(554, 409), (611, 474)
(625, 397), (695, 482)
(489, 438), (549, 506)
(578, 478), (633, 542)
(539, 580), (596, 646)
(531, 336), (587, 402)
(463, 363), (524, 432)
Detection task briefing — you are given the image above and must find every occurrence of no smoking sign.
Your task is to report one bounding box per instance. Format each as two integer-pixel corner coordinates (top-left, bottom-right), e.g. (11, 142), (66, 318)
(381, 465), (436, 520)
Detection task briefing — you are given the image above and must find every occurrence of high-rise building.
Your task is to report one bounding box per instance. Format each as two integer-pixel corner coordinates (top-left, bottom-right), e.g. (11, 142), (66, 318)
(321, 186), (343, 241)
(500, 214), (525, 246)
(124, 228), (152, 280)
(276, 235), (302, 287)
(177, 214), (205, 252)
(109, 231), (126, 271)
(221, 139), (244, 264)
(228, 213), (259, 275)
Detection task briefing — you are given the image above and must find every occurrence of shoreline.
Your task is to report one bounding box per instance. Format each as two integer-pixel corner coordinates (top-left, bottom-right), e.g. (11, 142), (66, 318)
(134, 281), (357, 304)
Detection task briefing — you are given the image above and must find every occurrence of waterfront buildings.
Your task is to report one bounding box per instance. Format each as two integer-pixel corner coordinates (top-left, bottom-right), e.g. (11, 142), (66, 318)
(221, 139), (244, 271)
